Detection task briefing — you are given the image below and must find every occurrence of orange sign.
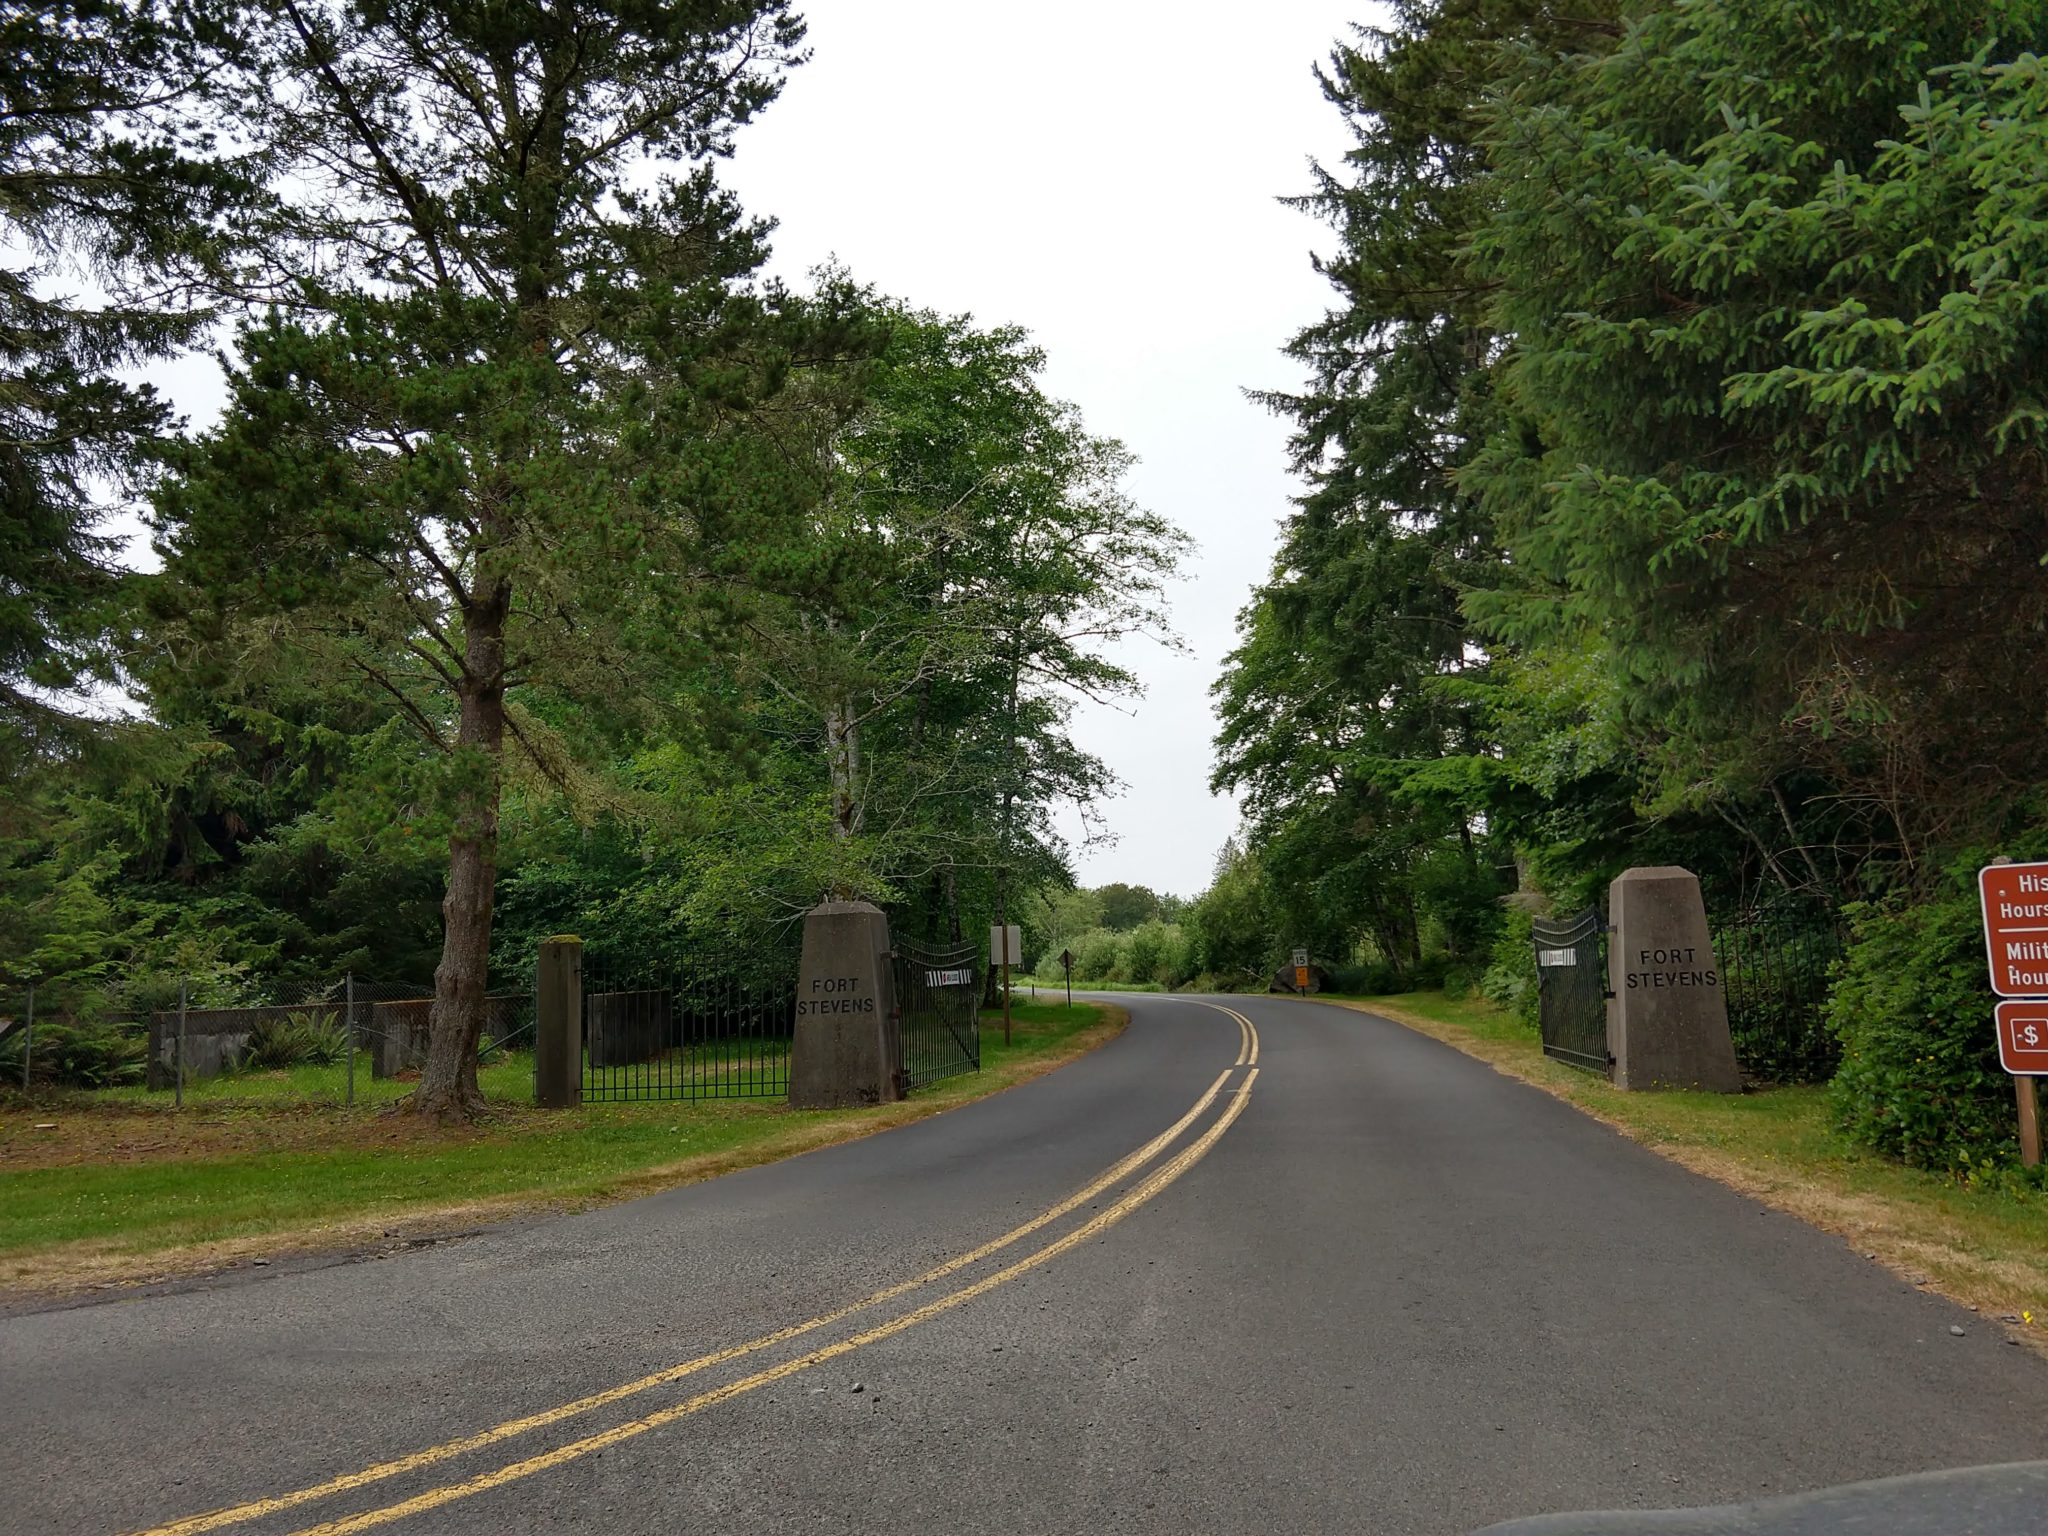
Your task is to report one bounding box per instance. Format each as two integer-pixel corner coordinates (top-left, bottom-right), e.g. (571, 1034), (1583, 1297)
(1979, 862), (2048, 997)
(1996, 1000), (2048, 1075)
(1294, 965), (1310, 991)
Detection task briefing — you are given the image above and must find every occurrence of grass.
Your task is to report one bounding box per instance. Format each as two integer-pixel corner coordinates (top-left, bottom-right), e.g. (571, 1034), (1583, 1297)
(94, 1050), (540, 1108)
(0, 1001), (1120, 1297)
(1318, 989), (2048, 1338)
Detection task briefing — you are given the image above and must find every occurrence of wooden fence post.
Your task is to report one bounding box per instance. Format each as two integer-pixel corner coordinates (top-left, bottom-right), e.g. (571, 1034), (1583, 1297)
(535, 937), (582, 1109)
(2018, 1077), (2042, 1169)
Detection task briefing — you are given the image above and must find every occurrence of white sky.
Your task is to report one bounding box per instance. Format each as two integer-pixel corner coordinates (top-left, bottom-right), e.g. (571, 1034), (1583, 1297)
(724, 2), (1367, 898)
(134, 2), (1368, 901)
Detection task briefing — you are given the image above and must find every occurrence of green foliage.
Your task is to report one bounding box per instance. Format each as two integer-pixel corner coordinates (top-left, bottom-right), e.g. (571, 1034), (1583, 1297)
(1827, 851), (2041, 1170)
(236, 1012), (348, 1071)
(1095, 884), (1164, 932)
(0, 0), (255, 774)
(1070, 928), (1123, 983)
(1480, 907), (1539, 1026)
(1471, 0), (2048, 874)
(1, 1020), (147, 1091)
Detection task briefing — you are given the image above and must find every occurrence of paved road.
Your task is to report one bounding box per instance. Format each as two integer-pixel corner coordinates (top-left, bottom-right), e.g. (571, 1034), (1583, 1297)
(7, 994), (2048, 1536)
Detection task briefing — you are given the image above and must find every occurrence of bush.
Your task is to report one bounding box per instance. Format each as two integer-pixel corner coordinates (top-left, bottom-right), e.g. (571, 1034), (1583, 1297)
(1828, 870), (2016, 1171)
(1328, 960), (1400, 995)
(1481, 908), (1540, 1026)
(239, 1012), (349, 1071)
(0, 1021), (147, 1090)
(1071, 928), (1123, 983)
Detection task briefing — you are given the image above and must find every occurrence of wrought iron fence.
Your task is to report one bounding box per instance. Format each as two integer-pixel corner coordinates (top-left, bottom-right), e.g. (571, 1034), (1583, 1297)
(1710, 894), (1846, 1083)
(1532, 908), (1610, 1074)
(578, 949), (796, 1102)
(895, 940), (981, 1090)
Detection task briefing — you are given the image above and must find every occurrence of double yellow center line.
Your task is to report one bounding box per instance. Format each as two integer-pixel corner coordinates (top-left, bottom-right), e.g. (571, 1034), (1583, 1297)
(133, 1005), (1263, 1536)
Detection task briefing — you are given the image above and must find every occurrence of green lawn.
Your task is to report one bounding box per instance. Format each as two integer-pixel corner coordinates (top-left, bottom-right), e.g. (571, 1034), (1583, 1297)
(1321, 989), (2048, 1331)
(0, 1002), (1118, 1293)
(95, 1050), (540, 1108)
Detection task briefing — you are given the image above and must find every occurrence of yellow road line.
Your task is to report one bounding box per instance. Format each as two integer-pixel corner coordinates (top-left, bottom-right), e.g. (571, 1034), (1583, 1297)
(131, 1066), (1237, 1536)
(1202, 1001), (1260, 1067)
(286, 1070), (1260, 1536)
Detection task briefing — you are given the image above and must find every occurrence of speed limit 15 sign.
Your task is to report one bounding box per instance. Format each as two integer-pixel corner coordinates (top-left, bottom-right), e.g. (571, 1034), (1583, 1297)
(1996, 1000), (2048, 1076)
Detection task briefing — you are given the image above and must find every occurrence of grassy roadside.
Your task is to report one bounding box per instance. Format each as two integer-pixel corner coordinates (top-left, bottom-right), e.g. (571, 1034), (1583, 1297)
(0, 1000), (1122, 1298)
(1318, 989), (2048, 1337)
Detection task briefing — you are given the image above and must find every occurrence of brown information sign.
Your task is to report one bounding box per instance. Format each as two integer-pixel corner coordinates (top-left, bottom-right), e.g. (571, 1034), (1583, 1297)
(1980, 861), (2048, 997)
(1996, 1000), (2048, 1076)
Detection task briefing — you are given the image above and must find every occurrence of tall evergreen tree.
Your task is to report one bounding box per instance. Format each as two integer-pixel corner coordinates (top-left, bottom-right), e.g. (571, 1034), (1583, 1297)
(0, 0), (249, 777)
(153, 0), (832, 1116)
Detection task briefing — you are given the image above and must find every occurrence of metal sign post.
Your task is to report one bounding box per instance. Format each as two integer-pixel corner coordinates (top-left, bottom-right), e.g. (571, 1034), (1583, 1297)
(990, 925), (1021, 1045)
(1059, 947), (1074, 1009)
(1981, 859), (2047, 1166)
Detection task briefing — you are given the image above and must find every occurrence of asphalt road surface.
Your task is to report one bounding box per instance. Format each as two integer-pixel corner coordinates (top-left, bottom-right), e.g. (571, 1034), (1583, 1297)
(7, 994), (2048, 1536)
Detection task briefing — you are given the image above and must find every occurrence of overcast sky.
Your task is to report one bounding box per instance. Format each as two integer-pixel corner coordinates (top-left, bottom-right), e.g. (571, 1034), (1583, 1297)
(720, 3), (1368, 898)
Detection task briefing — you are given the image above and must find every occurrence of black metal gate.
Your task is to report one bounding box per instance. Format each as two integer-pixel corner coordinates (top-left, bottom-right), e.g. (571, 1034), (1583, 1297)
(1532, 908), (1610, 1074)
(578, 953), (795, 1102)
(894, 940), (981, 1090)
(1711, 894), (1846, 1083)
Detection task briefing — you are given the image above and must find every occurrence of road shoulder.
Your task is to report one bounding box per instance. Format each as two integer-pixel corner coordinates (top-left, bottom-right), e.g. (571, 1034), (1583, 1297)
(1309, 990), (2048, 1348)
(0, 1002), (1126, 1306)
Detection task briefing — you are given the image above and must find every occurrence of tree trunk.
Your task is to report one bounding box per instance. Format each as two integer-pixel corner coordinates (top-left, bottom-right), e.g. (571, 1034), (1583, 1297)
(827, 695), (861, 842)
(411, 588), (508, 1120)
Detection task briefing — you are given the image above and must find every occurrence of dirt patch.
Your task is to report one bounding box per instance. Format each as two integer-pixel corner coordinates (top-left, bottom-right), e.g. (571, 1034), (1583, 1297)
(0, 1099), (547, 1171)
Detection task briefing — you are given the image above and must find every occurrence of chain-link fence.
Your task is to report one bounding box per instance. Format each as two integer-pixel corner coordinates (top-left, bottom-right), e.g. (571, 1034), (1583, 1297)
(0, 975), (536, 1107)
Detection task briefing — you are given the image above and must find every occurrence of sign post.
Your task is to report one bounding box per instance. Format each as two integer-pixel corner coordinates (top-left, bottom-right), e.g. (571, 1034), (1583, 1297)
(990, 925), (1021, 1046)
(1059, 947), (1074, 1009)
(1981, 860), (2048, 1167)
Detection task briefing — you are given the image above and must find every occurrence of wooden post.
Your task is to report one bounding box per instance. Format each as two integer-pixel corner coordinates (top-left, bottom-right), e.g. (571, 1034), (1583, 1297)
(2019, 1076), (2042, 1169)
(344, 971), (356, 1108)
(20, 982), (32, 1093)
(175, 978), (187, 1110)
(535, 937), (583, 1109)
(1001, 957), (1012, 1047)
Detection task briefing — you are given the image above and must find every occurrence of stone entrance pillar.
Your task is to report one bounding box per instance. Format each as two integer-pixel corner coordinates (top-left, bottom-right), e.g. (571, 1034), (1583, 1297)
(788, 900), (901, 1108)
(1606, 866), (1742, 1092)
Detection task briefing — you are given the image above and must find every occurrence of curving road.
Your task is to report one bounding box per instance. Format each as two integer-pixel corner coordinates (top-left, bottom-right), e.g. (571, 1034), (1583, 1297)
(6, 993), (2048, 1535)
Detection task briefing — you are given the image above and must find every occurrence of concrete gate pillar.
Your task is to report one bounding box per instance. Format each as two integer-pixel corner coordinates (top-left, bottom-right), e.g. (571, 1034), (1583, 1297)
(788, 901), (901, 1108)
(1606, 867), (1742, 1092)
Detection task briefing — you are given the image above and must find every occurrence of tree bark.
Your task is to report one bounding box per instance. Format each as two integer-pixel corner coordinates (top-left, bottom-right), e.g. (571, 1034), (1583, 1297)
(411, 585), (508, 1120)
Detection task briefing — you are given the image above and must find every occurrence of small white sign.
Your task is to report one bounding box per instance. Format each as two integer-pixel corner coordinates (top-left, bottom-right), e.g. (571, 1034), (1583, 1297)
(1291, 947), (1308, 968)
(924, 968), (975, 988)
(990, 924), (1023, 966)
(1537, 948), (1578, 967)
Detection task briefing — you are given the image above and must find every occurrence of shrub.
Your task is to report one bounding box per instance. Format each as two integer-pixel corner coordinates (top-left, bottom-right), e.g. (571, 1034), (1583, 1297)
(1481, 908), (1540, 1026)
(1328, 960), (1400, 995)
(0, 1021), (147, 1090)
(1071, 928), (1123, 983)
(239, 1012), (349, 1071)
(1154, 923), (1195, 987)
(1828, 869), (2015, 1171)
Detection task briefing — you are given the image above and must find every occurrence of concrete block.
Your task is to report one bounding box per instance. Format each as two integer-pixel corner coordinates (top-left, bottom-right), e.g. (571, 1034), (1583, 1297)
(788, 901), (900, 1108)
(1607, 866), (1742, 1092)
